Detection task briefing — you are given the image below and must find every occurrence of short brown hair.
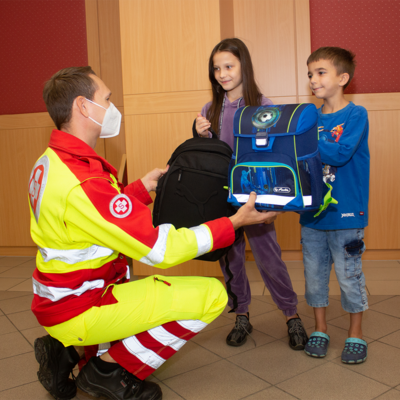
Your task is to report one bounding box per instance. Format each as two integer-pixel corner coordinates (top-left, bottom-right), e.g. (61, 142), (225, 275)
(43, 66), (97, 130)
(307, 47), (356, 90)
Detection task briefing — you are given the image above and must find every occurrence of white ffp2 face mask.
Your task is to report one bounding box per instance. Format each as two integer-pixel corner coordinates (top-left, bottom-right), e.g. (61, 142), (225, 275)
(85, 98), (122, 138)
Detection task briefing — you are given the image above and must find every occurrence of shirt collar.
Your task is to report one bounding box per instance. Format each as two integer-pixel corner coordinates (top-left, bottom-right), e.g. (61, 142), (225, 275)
(48, 129), (118, 177)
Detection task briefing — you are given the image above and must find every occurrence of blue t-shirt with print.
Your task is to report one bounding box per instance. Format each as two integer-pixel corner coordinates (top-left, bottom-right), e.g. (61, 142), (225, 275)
(300, 102), (370, 230)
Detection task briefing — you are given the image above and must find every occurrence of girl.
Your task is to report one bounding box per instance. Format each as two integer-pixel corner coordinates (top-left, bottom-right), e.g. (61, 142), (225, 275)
(196, 38), (308, 349)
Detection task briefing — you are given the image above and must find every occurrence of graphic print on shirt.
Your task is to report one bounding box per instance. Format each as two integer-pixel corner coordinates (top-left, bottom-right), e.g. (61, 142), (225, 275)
(28, 155), (49, 223)
(319, 123), (345, 183)
(109, 193), (132, 218)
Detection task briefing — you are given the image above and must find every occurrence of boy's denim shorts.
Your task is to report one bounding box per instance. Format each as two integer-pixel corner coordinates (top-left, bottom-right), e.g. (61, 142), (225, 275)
(301, 226), (368, 313)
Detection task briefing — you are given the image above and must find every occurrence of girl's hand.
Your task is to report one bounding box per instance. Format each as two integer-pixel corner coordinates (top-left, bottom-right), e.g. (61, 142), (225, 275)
(196, 113), (211, 138)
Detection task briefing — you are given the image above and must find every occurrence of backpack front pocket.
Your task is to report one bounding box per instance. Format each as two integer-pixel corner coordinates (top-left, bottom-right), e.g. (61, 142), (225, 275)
(229, 162), (304, 209)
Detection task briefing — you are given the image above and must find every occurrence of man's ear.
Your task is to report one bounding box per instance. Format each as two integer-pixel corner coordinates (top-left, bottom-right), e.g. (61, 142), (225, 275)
(339, 73), (350, 87)
(75, 96), (89, 118)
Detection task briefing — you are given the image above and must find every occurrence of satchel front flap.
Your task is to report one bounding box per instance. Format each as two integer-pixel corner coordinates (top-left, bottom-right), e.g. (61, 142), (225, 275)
(233, 103), (317, 138)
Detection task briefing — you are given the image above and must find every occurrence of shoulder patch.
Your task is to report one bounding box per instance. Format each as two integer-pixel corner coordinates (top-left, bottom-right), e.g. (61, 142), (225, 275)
(109, 194), (132, 218)
(28, 155), (50, 224)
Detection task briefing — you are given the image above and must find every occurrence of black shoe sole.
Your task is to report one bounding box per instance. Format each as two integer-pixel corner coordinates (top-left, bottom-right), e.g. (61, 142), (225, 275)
(289, 342), (306, 351)
(34, 337), (76, 400)
(76, 371), (163, 400)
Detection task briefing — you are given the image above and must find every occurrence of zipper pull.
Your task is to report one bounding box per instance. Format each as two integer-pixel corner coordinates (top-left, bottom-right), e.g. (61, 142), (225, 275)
(178, 169), (182, 181)
(154, 277), (171, 286)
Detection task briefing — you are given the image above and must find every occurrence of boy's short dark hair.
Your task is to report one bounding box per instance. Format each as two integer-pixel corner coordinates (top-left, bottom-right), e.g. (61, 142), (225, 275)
(307, 47), (356, 90)
(43, 66), (97, 130)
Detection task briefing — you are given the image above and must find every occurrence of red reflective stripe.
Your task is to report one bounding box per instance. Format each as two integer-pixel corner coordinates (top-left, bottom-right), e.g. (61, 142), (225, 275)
(162, 321), (197, 341)
(135, 331), (177, 360)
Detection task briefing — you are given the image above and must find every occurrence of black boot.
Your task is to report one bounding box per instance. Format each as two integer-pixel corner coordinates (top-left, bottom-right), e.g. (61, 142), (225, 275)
(287, 315), (309, 350)
(34, 335), (80, 400)
(226, 314), (253, 346)
(76, 357), (162, 400)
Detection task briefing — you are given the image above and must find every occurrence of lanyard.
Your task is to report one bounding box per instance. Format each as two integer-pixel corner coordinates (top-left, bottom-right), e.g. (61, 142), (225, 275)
(219, 95), (243, 137)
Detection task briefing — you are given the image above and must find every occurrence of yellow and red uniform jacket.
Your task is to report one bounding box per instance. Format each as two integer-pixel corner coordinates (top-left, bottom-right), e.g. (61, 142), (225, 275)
(28, 130), (235, 327)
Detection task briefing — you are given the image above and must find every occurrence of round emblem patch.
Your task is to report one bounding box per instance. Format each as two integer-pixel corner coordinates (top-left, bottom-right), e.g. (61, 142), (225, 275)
(109, 194), (132, 218)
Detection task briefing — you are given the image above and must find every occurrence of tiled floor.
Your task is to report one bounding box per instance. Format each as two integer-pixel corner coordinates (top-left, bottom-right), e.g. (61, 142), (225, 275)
(1, 256), (400, 400)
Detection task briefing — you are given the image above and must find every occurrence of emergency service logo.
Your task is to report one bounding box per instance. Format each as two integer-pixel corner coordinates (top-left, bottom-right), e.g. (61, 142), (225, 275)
(109, 194), (132, 218)
(28, 155), (49, 223)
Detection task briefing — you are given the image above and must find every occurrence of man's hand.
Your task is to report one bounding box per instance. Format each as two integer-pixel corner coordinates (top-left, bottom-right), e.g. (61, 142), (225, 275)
(141, 166), (169, 192)
(229, 192), (280, 230)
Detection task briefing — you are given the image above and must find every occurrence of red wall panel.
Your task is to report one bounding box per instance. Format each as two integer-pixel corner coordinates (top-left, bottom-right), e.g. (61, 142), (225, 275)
(310, 0), (400, 94)
(0, 0), (88, 115)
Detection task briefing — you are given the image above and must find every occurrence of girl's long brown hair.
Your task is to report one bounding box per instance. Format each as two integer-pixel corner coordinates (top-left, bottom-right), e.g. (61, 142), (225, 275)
(207, 38), (263, 135)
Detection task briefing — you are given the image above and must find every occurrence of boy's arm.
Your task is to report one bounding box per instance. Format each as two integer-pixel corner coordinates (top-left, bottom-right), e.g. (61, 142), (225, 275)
(318, 107), (368, 166)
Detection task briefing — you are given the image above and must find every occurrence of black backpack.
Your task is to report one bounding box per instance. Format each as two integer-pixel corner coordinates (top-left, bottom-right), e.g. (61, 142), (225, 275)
(152, 121), (234, 261)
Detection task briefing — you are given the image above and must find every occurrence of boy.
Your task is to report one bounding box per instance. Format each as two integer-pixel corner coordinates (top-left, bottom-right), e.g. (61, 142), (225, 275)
(300, 47), (370, 363)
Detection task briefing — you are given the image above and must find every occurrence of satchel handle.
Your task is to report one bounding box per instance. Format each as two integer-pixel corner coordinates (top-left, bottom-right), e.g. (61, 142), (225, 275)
(192, 119), (218, 139)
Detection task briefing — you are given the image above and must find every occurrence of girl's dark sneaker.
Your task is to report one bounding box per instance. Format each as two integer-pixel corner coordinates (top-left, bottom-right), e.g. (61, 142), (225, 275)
(226, 314), (254, 346)
(287, 316), (308, 350)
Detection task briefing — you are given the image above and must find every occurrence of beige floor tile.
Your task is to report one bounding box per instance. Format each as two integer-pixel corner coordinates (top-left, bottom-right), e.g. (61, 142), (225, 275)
(0, 315), (18, 335)
(284, 261), (305, 269)
(7, 278), (34, 292)
(249, 297), (279, 317)
(228, 340), (328, 385)
(277, 362), (390, 400)
(152, 341), (221, 381)
(245, 263), (263, 282)
(370, 296), (400, 318)
(0, 332), (33, 360)
(332, 341), (400, 387)
(0, 381), (53, 400)
(0, 264), (36, 279)
(362, 260), (400, 268)
(295, 324), (374, 362)
(250, 281), (266, 295)
(329, 310), (400, 340)
(364, 267), (400, 281)
(367, 295), (397, 306)
(0, 352), (40, 391)
(8, 310), (41, 330)
(192, 324), (277, 358)
(0, 294), (33, 314)
(368, 282), (400, 295)
(201, 314), (232, 333)
(163, 359), (270, 400)
(21, 326), (49, 346)
(0, 290), (32, 301)
(379, 330), (400, 350)
(375, 390), (400, 399)
(245, 386), (298, 399)
(296, 297), (348, 321)
(0, 278), (26, 291)
(396, 385), (400, 391)
(0, 257), (34, 268)
(251, 309), (315, 339)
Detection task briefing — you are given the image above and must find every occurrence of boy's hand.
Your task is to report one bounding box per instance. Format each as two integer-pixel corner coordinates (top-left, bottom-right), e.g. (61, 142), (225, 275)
(141, 166), (169, 192)
(196, 113), (211, 138)
(229, 192), (280, 229)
